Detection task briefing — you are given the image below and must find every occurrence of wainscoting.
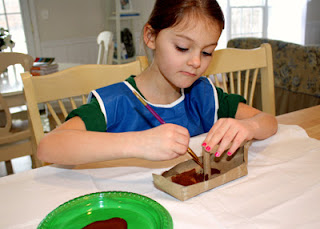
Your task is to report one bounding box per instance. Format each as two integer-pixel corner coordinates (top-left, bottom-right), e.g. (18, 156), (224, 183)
(40, 36), (99, 64)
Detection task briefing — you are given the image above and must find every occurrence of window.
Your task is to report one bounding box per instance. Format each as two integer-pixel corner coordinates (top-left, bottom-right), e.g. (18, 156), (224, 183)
(0, 0), (27, 53)
(228, 0), (267, 39)
(216, 0), (307, 49)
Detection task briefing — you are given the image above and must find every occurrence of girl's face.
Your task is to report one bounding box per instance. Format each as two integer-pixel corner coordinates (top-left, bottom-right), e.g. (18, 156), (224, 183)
(145, 16), (222, 90)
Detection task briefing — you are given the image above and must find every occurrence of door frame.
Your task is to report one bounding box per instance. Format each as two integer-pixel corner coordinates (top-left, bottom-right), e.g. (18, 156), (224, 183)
(19, 0), (41, 57)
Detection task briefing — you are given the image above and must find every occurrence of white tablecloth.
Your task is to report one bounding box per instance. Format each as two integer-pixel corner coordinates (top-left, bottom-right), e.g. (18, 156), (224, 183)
(1, 124), (320, 229)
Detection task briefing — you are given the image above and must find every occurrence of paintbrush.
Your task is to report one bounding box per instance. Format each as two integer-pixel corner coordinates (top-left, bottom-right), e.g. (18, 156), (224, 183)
(132, 90), (203, 168)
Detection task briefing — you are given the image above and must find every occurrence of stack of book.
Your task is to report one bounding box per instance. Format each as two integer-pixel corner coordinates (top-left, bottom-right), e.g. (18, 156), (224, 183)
(30, 57), (59, 76)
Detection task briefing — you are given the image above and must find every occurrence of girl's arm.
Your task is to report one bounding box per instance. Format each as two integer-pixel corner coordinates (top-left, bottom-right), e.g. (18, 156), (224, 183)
(37, 116), (190, 165)
(203, 103), (278, 156)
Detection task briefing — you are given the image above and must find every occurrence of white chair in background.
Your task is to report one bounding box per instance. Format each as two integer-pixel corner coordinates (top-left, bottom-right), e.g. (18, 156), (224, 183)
(97, 31), (114, 65)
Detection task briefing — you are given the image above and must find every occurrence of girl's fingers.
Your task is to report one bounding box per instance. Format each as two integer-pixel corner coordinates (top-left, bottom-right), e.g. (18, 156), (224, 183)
(205, 119), (225, 141)
(140, 124), (190, 160)
(226, 133), (245, 156)
(215, 127), (238, 156)
(203, 119), (253, 157)
(203, 119), (232, 152)
(164, 124), (190, 155)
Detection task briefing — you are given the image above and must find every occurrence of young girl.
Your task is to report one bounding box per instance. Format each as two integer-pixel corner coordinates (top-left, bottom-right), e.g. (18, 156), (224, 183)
(37, 0), (277, 165)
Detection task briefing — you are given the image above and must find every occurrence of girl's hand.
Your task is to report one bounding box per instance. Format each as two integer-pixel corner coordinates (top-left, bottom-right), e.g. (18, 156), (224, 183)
(203, 103), (278, 157)
(202, 118), (256, 157)
(133, 123), (190, 161)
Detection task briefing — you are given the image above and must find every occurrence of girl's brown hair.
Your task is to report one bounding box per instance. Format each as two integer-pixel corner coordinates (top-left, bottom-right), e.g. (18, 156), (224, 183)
(147, 0), (224, 37)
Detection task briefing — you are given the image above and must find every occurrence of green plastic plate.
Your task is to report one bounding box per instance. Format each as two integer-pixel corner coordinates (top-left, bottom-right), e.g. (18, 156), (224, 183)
(38, 191), (173, 229)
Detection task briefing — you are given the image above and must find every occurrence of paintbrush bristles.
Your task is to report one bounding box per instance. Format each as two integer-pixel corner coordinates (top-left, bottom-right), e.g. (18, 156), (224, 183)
(187, 148), (203, 168)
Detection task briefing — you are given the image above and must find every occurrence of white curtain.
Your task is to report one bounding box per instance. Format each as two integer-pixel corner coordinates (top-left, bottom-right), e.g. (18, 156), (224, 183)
(268, 0), (308, 44)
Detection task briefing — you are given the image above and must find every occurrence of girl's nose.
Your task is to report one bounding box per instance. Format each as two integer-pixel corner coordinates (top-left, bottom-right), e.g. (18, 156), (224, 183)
(187, 54), (201, 69)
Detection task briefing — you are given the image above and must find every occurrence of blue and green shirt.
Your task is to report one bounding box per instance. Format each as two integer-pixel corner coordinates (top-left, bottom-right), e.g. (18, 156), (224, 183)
(67, 76), (245, 137)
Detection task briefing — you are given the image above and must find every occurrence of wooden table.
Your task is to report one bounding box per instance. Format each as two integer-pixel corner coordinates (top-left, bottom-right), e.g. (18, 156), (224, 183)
(0, 70), (25, 108)
(0, 63), (81, 108)
(276, 105), (320, 140)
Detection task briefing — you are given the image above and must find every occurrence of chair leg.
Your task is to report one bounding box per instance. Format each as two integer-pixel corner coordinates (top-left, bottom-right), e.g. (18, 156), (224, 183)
(30, 136), (43, 168)
(30, 155), (43, 168)
(5, 160), (14, 175)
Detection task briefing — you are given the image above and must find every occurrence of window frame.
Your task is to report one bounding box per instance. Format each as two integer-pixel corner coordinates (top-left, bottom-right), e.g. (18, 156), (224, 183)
(19, 0), (40, 57)
(0, 0), (40, 56)
(226, 0), (269, 41)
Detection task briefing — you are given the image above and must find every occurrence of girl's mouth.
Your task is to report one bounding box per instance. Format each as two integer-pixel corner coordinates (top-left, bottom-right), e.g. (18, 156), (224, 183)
(181, 71), (197, 77)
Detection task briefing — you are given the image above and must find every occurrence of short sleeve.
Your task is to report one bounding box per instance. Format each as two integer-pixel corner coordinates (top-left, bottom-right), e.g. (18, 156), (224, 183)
(216, 87), (246, 118)
(66, 97), (106, 132)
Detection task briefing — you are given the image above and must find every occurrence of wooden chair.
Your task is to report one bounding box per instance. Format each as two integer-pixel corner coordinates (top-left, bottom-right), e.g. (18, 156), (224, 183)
(97, 31), (114, 65)
(227, 38), (320, 115)
(0, 52), (34, 73)
(21, 56), (148, 163)
(0, 52), (41, 175)
(203, 43), (276, 115)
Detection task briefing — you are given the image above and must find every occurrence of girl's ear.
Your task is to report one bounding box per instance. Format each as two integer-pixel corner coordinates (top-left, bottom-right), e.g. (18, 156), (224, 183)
(143, 24), (156, 50)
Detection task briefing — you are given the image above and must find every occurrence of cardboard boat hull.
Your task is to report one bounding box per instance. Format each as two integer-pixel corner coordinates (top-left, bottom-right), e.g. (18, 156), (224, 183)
(153, 142), (251, 201)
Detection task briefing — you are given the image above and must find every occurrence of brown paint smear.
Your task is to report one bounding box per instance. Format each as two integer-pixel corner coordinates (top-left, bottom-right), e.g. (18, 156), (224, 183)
(171, 168), (220, 186)
(82, 217), (127, 229)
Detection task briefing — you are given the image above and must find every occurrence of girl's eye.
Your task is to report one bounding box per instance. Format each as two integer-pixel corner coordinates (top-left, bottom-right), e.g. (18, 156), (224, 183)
(202, 51), (212, 57)
(176, 46), (188, 52)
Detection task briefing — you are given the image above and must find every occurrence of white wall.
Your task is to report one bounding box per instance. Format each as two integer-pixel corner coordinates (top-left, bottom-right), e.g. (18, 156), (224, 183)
(30, 0), (319, 64)
(131, 0), (156, 55)
(31, 0), (154, 64)
(305, 0), (320, 45)
(34, 0), (106, 41)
